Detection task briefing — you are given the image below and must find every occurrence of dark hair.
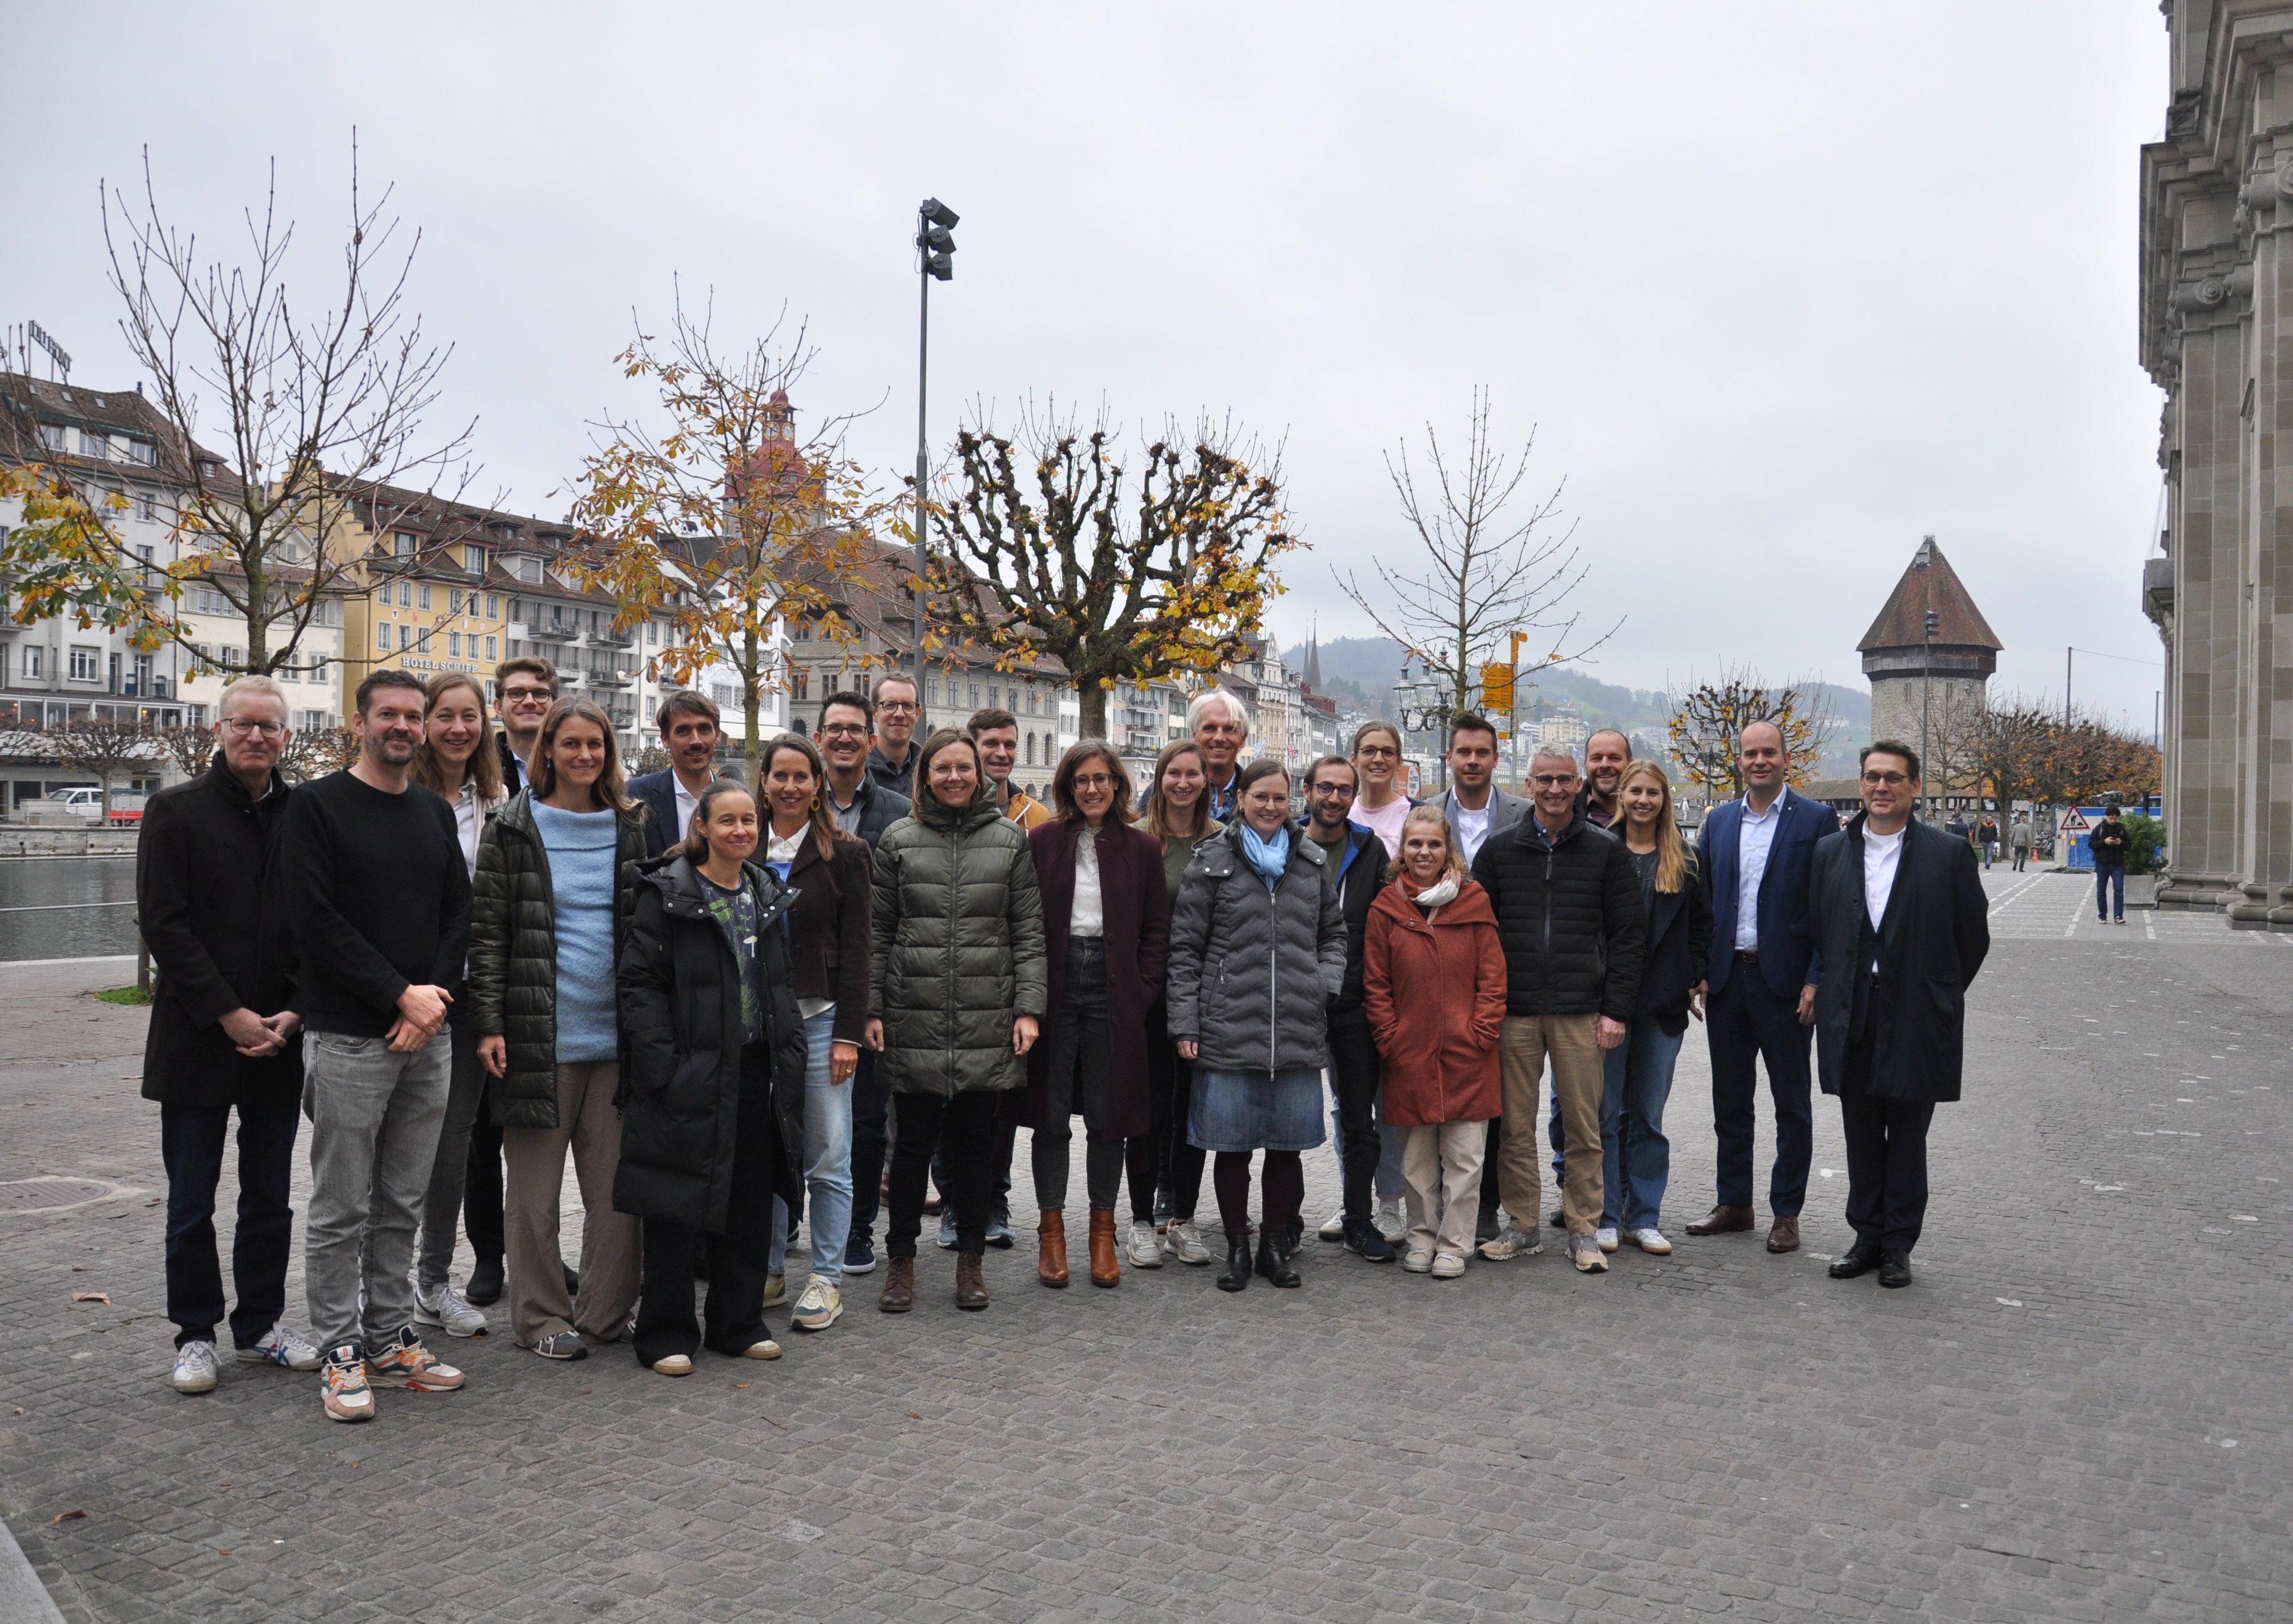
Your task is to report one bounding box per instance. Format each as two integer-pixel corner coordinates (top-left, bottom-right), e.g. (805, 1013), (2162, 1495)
(966, 706), (1018, 738)
(411, 672), (505, 803)
(1449, 711), (1499, 748)
(677, 777), (756, 863)
(1304, 753), (1358, 791)
(355, 667), (426, 715)
(532, 697), (638, 816)
(494, 655), (558, 696)
(655, 689), (721, 732)
(817, 690), (874, 730)
(1861, 739), (1922, 779)
(1142, 740), (1213, 841)
(760, 732), (845, 856)
(1049, 740), (1136, 825)
(1235, 757), (1292, 800)
(914, 727), (985, 803)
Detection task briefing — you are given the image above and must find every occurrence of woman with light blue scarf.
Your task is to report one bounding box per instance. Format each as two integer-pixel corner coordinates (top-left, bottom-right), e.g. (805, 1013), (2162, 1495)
(1164, 758), (1348, 1293)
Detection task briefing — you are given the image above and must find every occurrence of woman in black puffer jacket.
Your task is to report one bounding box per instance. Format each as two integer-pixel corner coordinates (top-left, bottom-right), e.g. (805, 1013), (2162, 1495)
(615, 778), (808, 1376)
(864, 729), (1047, 1315)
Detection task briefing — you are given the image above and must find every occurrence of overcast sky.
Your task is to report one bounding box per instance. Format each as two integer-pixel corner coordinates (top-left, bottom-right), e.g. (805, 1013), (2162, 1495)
(7, 3), (2170, 729)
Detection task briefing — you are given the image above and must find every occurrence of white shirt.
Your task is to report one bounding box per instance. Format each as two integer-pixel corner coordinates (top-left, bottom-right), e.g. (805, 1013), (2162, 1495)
(451, 778), (484, 880)
(1071, 828), (1104, 938)
(1447, 794), (1495, 864)
(1862, 824), (1905, 949)
(765, 825), (835, 1022)
(1733, 789), (1789, 951)
(673, 774), (705, 851)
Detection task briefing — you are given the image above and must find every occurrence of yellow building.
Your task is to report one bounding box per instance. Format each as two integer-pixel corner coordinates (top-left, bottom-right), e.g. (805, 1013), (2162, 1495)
(328, 483), (514, 704)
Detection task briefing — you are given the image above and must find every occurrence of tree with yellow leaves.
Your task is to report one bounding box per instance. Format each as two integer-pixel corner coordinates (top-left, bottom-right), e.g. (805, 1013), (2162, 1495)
(1666, 669), (1839, 801)
(925, 404), (1297, 740)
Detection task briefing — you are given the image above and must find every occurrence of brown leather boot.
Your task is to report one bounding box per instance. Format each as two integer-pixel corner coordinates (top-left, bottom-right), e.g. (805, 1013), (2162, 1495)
(879, 1255), (915, 1314)
(1037, 1209), (1070, 1288)
(1088, 1208), (1120, 1288)
(954, 1249), (989, 1311)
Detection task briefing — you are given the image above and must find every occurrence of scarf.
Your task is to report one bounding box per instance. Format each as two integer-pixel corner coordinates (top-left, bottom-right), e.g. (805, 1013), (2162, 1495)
(1238, 821), (1291, 890)
(1403, 872), (1460, 909)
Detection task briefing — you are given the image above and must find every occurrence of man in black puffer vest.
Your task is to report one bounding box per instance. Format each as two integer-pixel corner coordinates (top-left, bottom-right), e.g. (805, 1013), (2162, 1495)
(1469, 745), (1645, 1275)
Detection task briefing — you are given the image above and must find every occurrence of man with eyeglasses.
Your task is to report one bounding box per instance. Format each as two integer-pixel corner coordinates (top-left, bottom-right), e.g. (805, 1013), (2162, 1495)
(816, 690), (912, 847)
(1690, 717), (1835, 1255)
(1472, 747), (1643, 1272)
(1805, 742), (1988, 1289)
(138, 675), (323, 1396)
(492, 657), (559, 794)
(1295, 754), (1398, 1262)
(630, 690), (726, 858)
(866, 673), (923, 796)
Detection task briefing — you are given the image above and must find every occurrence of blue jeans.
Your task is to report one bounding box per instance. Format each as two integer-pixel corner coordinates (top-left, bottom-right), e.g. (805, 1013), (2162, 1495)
(1600, 1021), (1684, 1232)
(769, 1011), (854, 1286)
(2095, 865), (2123, 919)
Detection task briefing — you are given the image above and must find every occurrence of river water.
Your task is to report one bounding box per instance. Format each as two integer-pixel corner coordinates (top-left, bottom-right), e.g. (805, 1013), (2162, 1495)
(0, 857), (140, 961)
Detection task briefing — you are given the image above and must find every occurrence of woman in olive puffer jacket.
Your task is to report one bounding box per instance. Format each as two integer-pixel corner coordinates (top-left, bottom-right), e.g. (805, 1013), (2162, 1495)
(863, 729), (1047, 1314)
(468, 698), (648, 1359)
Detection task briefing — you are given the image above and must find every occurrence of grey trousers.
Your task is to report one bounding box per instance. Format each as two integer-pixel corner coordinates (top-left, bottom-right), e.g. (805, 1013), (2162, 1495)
(302, 1028), (453, 1356)
(415, 1021), (488, 1292)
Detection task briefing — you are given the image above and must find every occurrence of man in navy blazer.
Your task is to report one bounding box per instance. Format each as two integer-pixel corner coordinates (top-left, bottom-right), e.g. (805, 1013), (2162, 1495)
(1690, 718), (1835, 1253)
(627, 690), (726, 859)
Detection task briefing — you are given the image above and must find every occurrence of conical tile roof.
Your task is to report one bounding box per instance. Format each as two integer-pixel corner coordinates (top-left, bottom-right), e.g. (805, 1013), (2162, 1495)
(1857, 538), (2001, 653)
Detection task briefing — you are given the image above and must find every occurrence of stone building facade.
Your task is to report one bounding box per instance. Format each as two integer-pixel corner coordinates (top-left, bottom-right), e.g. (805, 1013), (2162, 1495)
(1858, 538), (1999, 774)
(2141, 1), (2293, 926)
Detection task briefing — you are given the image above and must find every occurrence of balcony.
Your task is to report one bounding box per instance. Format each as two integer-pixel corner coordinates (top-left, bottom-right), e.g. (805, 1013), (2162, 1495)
(522, 622), (581, 644)
(590, 627), (635, 648)
(580, 667), (635, 691)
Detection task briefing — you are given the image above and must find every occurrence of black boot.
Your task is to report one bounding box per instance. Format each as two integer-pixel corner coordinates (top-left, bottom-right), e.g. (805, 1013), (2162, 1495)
(1255, 1227), (1301, 1288)
(465, 1255), (504, 1307)
(1217, 1230), (1252, 1292)
(1343, 1216), (1397, 1264)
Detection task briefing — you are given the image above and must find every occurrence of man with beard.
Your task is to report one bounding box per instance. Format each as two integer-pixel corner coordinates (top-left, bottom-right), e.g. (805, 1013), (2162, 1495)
(1581, 729), (1630, 829)
(284, 669), (473, 1422)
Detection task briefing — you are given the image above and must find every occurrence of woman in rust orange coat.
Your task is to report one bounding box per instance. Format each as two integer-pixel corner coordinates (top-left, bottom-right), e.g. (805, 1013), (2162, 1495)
(1362, 805), (1508, 1279)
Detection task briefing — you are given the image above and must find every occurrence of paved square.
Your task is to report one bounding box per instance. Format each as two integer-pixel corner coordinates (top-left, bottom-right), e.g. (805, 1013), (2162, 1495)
(1, 870), (2286, 1621)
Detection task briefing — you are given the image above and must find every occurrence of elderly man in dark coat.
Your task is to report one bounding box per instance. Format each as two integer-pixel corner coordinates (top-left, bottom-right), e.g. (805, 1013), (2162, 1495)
(1803, 740), (1989, 1289)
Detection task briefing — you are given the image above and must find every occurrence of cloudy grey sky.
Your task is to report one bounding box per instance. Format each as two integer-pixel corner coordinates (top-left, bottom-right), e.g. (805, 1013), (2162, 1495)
(7, 3), (2169, 729)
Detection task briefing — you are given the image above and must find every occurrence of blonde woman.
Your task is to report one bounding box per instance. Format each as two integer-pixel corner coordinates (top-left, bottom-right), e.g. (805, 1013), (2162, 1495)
(1600, 762), (1712, 1256)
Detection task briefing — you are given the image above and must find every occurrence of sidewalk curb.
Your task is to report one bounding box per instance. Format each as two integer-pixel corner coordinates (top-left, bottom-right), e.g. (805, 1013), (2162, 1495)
(0, 1513), (68, 1624)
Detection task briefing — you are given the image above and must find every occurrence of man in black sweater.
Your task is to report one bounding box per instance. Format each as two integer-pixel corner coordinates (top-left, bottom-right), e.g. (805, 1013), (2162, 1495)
(2089, 805), (2132, 924)
(285, 669), (473, 1424)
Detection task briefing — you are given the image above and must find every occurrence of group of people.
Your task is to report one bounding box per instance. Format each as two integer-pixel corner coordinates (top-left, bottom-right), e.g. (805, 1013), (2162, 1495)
(136, 655), (1988, 1424)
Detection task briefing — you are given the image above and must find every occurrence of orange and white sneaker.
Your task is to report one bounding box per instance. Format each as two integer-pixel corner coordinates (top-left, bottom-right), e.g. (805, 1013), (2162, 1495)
(320, 1344), (375, 1423)
(365, 1331), (466, 1393)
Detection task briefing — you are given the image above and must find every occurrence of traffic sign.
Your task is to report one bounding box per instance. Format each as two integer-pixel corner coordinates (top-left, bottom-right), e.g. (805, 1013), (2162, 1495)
(2058, 808), (2089, 831)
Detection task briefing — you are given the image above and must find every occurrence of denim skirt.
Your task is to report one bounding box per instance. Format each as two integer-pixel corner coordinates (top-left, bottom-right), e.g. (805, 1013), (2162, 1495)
(1188, 1067), (1327, 1154)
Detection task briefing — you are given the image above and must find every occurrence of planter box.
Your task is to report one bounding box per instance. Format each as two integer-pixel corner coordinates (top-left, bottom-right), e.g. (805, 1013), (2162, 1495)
(2125, 872), (2159, 909)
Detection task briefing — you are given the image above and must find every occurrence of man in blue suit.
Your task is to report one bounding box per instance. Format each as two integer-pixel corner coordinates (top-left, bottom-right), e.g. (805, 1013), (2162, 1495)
(627, 690), (726, 859)
(1690, 718), (1834, 1253)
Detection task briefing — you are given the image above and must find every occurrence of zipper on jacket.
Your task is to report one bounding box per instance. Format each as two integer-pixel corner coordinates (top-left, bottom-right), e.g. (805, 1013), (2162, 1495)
(1540, 842), (1553, 1009)
(945, 821), (959, 1097)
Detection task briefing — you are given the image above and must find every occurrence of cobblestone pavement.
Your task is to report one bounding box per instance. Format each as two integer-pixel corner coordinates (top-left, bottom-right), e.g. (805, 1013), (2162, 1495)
(0, 871), (2286, 1622)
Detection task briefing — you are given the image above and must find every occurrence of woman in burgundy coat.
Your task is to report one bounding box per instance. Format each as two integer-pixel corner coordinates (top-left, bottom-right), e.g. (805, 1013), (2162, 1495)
(1008, 741), (1171, 1289)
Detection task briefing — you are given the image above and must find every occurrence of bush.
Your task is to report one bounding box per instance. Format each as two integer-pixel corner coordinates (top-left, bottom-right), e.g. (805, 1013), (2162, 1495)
(2121, 811), (2166, 875)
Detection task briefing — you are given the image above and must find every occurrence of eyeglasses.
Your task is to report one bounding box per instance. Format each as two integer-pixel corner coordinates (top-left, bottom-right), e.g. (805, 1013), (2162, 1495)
(876, 699), (919, 714)
(1071, 773), (1115, 791)
(1531, 773), (1580, 789)
(819, 723), (869, 739)
(1355, 745), (1398, 760)
(220, 718), (284, 738)
(1861, 770), (1910, 787)
(502, 686), (553, 703)
(1309, 782), (1356, 797)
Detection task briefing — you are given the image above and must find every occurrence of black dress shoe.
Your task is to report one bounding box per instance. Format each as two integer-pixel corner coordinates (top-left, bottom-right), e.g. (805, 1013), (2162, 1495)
(563, 1263), (580, 1298)
(1827, 1245), (1879, 1280)
(1217, 1231), (1252, 1293)
(1548, 1206), (1566, 1229)
(1254, 1229), (1301, 1288)
(1877, 1252), (1913, 1289)
(1343, 1217), (1397, 1264)
(465, 1256), (505, 1307)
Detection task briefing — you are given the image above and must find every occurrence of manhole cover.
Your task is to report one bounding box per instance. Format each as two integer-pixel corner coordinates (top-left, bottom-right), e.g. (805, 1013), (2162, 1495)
(0, 1177), (121, 1214)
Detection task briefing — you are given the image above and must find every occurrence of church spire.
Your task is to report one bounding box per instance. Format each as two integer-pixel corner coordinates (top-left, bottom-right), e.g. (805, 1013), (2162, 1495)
(1303, 620), (1323, 692)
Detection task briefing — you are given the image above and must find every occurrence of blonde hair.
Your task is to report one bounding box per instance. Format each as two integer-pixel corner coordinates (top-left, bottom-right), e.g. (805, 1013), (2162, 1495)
(1619, 760), (1691, 894)
(1383, 803), (1468, 887)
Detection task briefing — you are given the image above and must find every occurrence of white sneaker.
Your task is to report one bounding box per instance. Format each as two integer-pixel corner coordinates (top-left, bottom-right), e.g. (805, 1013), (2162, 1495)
(652, 1354), (694, 1377)
(1124, 1221), (1163, 1269)
(236, 1324), (322, 1370)
(1316, 1208), (1347, 1242)
(1626, 1227), (1674, 1256)
(171, 1339), (219, 1394)
(1163, 1220), (1212, 1265)
(1373, 1205), (1407, 1245)
(1430, 1252), (1466, 1280)
(791, 1277), (843, 1332)
(1477, 1224), (1544, 1262)
(412, 1283), (488, 1339)
(1595, 1226), (1620, 1254)
(1401, 1248), (1435, 1274)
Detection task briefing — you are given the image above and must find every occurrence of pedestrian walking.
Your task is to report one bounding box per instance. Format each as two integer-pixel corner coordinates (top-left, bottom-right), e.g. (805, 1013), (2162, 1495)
(2090, 805), (2131, 923)
(469, 698), (646, 1362)
(866, 729), (1048, 1312)
(617, 779), (809, 1374)
(1166, 760), (1347, 1292)
(1976, 813), (2001, 871)
(138, 675), (321, 1395)
(1807, 742), (1990, 1288)
(407, 672), (510, 1339)
(1362, 805), (1506, 1279)
(1008, 742), (1170, 1288)
(283, 669), (471, 1422)
(752, 733), (872, 1332)
(1139, 740), (1224, 1265)
(1690, 718), (1832, 1255)
(1597, 762), (1712, 1258)
(1296, 753), (1399, 1263)
(628, 690), (726, 861)
(1470, 747), (1645, 1273)
(2008, 813), (2033, 872)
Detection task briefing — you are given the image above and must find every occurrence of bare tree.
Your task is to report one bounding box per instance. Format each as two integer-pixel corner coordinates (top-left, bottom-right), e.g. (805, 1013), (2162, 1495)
(156, 723), (218, 781)
(1336, 388), (1614, 718)
(276, 725), (357, 785)
(1922, 688), (1988, 813)
(0, 137), (474, 681)
(45, 719), (163, 821)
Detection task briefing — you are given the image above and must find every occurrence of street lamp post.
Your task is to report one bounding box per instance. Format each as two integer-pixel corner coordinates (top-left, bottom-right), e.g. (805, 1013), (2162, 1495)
(1393, 660), (1454, 794)
(913, 197), (958, 736)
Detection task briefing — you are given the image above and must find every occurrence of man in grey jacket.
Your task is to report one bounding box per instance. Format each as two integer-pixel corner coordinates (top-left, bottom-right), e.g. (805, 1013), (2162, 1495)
(1437, 713), (1532, 867)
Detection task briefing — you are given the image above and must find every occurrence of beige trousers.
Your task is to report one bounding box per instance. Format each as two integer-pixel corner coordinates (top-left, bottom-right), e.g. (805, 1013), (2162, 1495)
(1401, 1122), (1489, 1260)
(1496, 1015), (1606, 1236)
(502, 1060), (640, 1348)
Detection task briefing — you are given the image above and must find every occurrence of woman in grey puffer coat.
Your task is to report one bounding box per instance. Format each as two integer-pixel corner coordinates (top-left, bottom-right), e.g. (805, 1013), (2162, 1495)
(864, 729), (1047, 1314)
(1166, 758), (1346, 1293)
